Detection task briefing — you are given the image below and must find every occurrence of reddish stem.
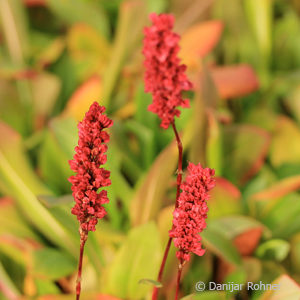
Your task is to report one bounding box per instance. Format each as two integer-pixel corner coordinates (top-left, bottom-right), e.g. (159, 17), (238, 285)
(175, 263), (183, 300)
(76, 229), (88, 300)
(152, 121), (183, 300)
(171, 122), (183, 208)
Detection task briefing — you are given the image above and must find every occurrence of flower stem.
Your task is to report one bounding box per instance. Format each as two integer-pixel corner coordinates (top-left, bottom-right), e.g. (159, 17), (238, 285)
(171, 121), (183, 208)
(152, 121), (183, 300)
(175, 262), (183, 300)
(76, 229), (88, 300)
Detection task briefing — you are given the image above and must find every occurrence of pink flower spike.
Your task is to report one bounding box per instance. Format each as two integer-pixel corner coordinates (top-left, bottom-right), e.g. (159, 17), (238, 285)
(142, 13), (193, 129)
(69, 102), (113, 233)
(169, 162), (215, 262)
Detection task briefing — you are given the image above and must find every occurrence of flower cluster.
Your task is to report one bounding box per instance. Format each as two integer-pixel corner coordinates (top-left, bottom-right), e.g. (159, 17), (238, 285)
(69, 102), (113, 232)
(142, 13), (193, 129)
(169, 163), (215, 262)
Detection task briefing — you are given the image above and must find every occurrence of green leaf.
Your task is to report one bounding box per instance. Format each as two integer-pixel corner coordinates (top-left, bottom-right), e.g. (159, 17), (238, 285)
(130, 141), (178, 226)
(67, 23), (111, 80)
(206, 110), (222, 176)
(39, 126), (73, 194)
(105, 222), (162, 299)
(31, 72), (61, 121)
(32, 248), (77, 280)
(35, 278), (60, 295)
(138, 278), (162, 288)
(124, 119), (155, 169)
(46, 0), (110, 38)
(208, 215), (270, 240)
(49, 117), (78, 158)
(269, 116), (300, 168)
(255, 239), (290, 262)
(0, 197), (41, 241)
(0, 260), (20, 299)
(202, 227), (242, 267)
(261, 193), (300, 238)
(244, 0), (273, 75)
(208, 177), (242, 220)
(102, 0), (147, 107)
(224, 268), (247, 296)
(0, 0), (29, 64)
(0, 122), (77, 257)
(222, 125), (270, 186)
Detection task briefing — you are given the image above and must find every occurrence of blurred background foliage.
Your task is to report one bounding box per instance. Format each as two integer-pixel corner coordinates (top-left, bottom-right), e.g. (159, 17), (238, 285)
(0, 0), (300, 299)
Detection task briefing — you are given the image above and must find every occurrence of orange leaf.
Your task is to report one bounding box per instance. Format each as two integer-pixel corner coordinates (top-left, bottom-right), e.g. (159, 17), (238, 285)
(63, 75), (102, 121)
(234, 227), (263, 256)
(210, 64), (259, 99)
(251, 175), (300, 201)
(179, 20), (223, 68)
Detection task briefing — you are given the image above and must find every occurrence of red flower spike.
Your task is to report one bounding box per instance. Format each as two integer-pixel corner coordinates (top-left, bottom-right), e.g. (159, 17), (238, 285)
(69, 102), (113, 232)
(169, 163), (215, 262)
(142, 13), (193, 129)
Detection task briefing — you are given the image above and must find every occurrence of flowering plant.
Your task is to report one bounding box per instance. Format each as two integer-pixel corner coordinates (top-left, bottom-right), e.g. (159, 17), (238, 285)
(143, 13), (215, 299)
(69, 102), (113, 299)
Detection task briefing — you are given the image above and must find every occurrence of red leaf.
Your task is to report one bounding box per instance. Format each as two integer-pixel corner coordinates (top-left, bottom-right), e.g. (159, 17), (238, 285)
(23, 0), (46, 6)
(234, 227), (263, 256)
(210, 64), (259, 99)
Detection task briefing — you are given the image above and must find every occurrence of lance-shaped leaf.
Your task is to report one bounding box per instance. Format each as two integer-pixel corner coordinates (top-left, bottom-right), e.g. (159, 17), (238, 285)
(0, 121), (77, 256)
(105, 222), (162, 299)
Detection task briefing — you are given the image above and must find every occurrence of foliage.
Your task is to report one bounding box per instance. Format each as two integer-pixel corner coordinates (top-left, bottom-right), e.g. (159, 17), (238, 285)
(0, 0), (300, 299)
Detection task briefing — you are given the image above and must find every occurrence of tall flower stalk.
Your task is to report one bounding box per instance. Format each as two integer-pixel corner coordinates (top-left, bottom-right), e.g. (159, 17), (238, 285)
(69, 102), (113, 300)
(142, 12), (193, 299)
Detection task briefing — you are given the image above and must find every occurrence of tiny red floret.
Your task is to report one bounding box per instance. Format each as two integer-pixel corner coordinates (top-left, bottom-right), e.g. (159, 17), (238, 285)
(169, 163), (215, 262)
(69, 102), (113, 232)
(142, 13), (193, 129)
